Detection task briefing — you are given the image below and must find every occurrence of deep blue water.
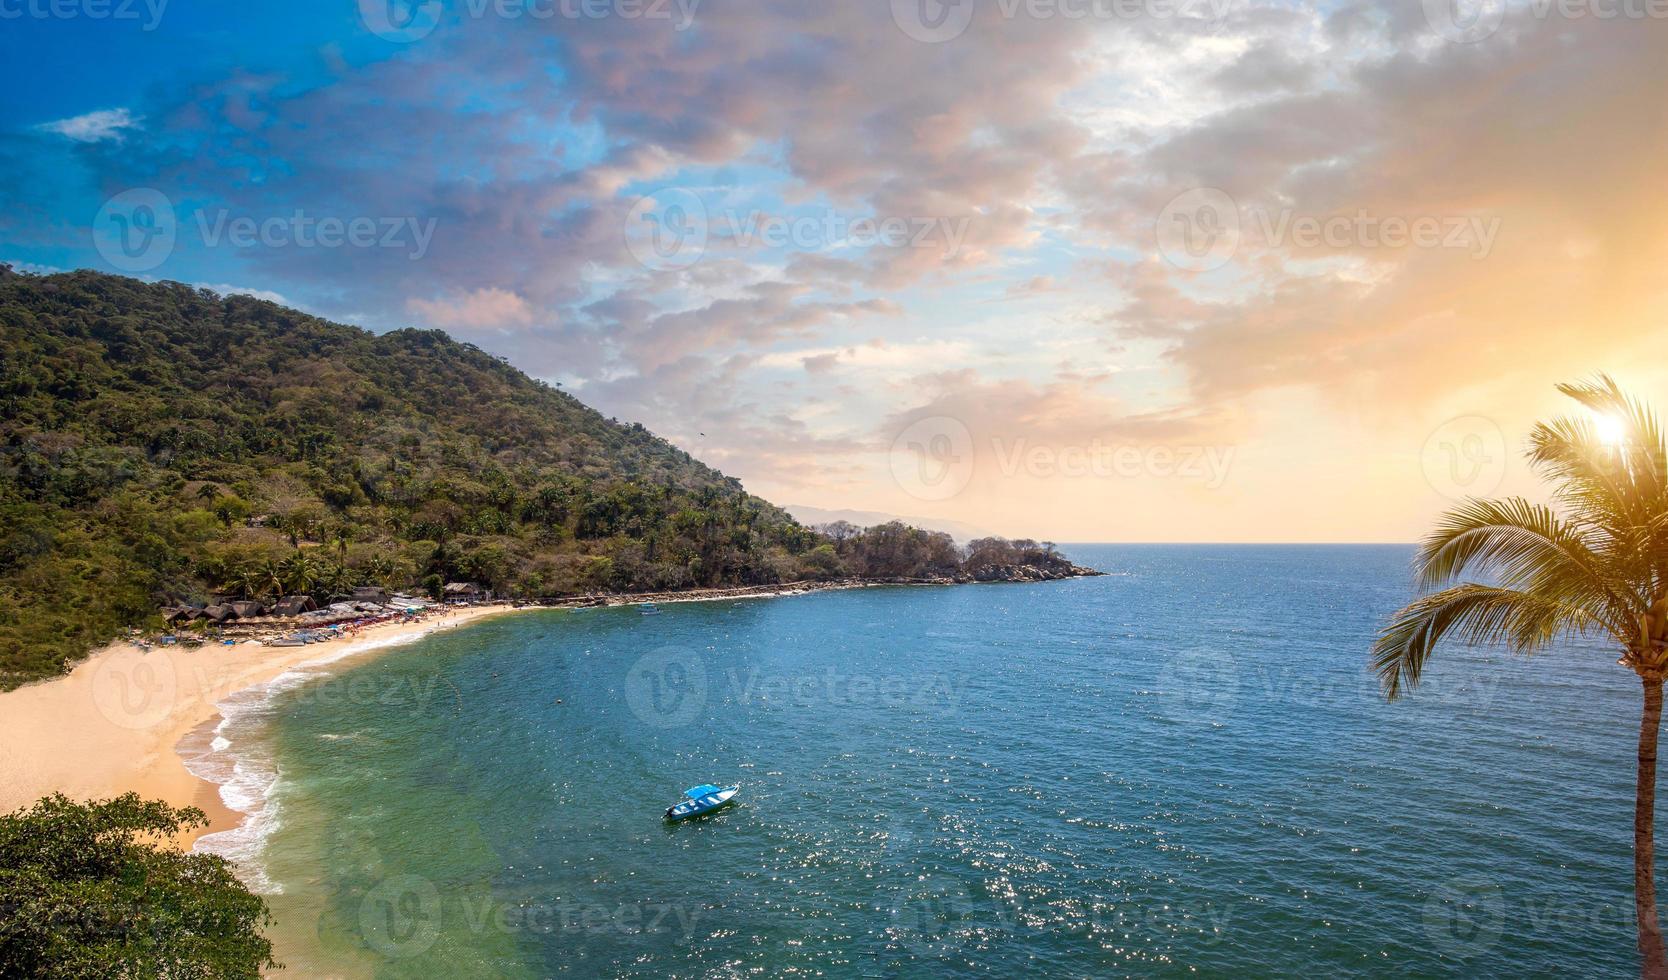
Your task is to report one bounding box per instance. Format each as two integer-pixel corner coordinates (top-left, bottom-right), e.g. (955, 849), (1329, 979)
(246, 545), (1643, 977)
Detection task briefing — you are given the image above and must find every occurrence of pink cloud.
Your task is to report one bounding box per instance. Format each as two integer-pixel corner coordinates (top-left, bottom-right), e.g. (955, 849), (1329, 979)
(408, 287), (537, 330)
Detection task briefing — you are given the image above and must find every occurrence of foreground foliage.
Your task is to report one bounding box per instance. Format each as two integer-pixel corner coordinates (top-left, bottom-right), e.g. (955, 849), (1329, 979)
(0, 794), (276, 977)
(1374, 376), (1668, 977)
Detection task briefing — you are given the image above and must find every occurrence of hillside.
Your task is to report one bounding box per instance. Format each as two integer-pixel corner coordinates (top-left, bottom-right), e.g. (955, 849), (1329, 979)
(0, 267), (1094, 689)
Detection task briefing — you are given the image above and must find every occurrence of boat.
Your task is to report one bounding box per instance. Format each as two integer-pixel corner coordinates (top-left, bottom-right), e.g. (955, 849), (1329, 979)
(639, 603), (661, 616)
(664, 784), (739, 821)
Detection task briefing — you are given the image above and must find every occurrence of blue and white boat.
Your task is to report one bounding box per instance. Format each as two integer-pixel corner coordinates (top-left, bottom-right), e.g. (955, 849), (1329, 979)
(664, 784), (739, 821)
(639, 603), (661, 616)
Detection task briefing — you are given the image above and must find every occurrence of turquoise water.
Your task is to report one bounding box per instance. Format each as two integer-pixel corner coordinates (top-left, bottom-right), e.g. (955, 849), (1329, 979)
(239, 545), (1642, 976)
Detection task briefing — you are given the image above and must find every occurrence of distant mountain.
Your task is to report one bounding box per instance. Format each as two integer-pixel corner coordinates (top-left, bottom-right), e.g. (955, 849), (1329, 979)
(785, 505), (996, 545)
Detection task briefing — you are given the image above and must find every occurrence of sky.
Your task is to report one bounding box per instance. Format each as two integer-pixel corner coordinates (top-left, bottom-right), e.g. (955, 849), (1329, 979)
(2, 0), (1666, 542)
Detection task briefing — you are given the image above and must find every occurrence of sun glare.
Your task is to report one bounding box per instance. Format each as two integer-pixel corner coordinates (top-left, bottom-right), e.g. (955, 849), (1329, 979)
(1596, 413), (1626, 446)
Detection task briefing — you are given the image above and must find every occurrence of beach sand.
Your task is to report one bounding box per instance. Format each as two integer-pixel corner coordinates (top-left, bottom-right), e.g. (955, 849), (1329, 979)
(0, 604), (520, 850)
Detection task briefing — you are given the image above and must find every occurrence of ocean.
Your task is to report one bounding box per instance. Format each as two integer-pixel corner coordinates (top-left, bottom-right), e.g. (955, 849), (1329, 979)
(195, 545), (1643, 977)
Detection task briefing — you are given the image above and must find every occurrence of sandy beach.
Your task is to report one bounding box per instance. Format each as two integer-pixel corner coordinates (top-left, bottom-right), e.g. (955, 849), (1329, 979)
(0, 604), (522, 849)
(0, 581), (881, 852)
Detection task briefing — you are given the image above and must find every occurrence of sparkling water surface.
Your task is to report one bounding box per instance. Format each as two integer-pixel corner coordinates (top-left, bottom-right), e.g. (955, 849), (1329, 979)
(245, 545), (1642, 977)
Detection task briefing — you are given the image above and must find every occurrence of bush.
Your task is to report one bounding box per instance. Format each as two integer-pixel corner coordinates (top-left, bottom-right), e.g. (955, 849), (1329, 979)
(0, 794), (276, 977)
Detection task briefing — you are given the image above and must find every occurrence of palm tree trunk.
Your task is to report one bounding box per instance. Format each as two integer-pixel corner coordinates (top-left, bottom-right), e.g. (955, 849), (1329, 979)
(1638, 675), (1668, 979)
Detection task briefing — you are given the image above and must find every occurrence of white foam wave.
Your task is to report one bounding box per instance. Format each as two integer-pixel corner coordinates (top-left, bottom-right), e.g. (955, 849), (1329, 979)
(180, 618), (475, 894)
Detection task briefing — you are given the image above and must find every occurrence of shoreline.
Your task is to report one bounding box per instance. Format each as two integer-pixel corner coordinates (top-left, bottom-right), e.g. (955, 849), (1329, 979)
(0, 603), (524, 851)
(0, 581), (856, 850)
(0, 572), (1097, 853)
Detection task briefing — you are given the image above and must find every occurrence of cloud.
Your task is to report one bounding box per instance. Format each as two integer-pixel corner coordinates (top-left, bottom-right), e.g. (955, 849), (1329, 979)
(408, 287), (537, 331)
(4, 0), (1666, 538)
(199, 283), (289, 305)
(37, 108), (140, 143)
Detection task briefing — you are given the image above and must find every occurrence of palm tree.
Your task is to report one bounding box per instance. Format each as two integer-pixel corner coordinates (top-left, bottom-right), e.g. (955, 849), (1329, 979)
(235, 558), (282, 602)
(1375, 376), (1668, 978)
(331, 523), (354, 560)
(278, 551), (320, 597)
(363, 553), (396, 588)
(320, 560), (355, 597)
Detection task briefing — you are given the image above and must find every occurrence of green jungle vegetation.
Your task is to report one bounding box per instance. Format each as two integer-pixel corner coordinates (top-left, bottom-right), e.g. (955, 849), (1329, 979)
(0, 793), (276, 977)
(0, 268), (1079, 689)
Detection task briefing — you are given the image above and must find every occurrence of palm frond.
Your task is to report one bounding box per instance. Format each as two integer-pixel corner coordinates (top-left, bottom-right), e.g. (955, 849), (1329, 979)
(1533, 376), (1667, 523)
(1556, 374), (1668, 493)
(1415, 496), (1640, 634)
(1373, 584), (1607, 700)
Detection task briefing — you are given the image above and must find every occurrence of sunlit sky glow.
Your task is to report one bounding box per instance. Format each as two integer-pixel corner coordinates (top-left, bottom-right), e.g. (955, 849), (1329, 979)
(3, 0), (1666, 541)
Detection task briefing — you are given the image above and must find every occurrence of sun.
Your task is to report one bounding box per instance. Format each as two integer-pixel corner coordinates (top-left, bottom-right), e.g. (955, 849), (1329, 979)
(1595, 413), (1626, 446)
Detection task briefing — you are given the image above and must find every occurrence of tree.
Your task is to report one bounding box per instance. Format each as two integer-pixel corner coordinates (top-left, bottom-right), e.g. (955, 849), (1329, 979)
(1374, 376), (1668, 978)
(0, 793), (276, 977)
(330, 522), (354, 560)
(277, 550), (320, 596)
(320, 560), (355, 596)
(212, 494), (250, 530)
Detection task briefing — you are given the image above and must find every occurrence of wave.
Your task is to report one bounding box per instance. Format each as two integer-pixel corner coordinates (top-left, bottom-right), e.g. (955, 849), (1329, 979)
(176, 620), (474, 895)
